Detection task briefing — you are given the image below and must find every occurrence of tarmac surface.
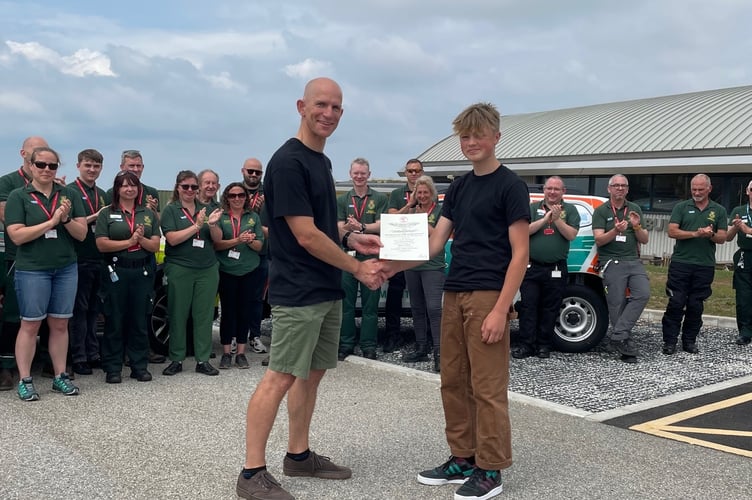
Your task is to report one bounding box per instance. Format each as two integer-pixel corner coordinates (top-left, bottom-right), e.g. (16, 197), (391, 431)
(2, 311), (752, 499)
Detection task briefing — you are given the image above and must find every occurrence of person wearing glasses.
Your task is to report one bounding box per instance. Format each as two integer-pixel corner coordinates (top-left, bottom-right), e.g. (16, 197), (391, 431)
(5, 146), (88, 401)
(96, 171), (161, 383)
(383, 158), (426, 353)
(160, 170), (223, 376)
(241, 158), (269, 357)
(67, 149), (108, 376)
(592, 174), (649, 363)
(214, 183), (264, 369)
(198, 169), (221, 211)
(0, 136), (48, 391)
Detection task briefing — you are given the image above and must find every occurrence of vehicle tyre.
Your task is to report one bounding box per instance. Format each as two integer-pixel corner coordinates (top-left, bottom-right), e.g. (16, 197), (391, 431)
(553, 283), (608, 352)
(148, 284), (170, 355)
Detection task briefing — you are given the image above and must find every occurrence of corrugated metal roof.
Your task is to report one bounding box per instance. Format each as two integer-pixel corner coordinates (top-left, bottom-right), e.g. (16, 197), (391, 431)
(419, 85), (752, 164)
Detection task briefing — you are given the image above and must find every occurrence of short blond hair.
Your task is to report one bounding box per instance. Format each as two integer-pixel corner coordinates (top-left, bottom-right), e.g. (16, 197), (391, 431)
(452, 102), (500, 136)
(413, 175), (437, 199)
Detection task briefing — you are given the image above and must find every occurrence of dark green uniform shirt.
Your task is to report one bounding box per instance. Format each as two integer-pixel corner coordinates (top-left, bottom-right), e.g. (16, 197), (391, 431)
(95, 205), (160, 261)
(592, 200), (643, 260)
(68, 178), (109, 261)
(411, 201), (446, 271)
(337, 187), (388, 259)
(387, 184), (411, 211)
(0, 167), (33, 260)
(729, 204), (752, 252)
(215, 209), (263, 276)
(160, 201), (217, 269)
(4, 183), (85, 271)
(529, 199), (580, 263)
(669, 198), (728, 266)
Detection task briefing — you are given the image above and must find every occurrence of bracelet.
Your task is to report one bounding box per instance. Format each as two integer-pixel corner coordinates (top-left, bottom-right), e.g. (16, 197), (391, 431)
(632, 224), (642, 231)
(360, 222), (366, 233)
(62, 217), (72, 225)
(342, 231), (353, 250)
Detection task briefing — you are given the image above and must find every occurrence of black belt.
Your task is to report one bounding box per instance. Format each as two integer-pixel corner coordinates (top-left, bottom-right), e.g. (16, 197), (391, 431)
(112, 257), (149, 269)
(530, 259), (565, 268)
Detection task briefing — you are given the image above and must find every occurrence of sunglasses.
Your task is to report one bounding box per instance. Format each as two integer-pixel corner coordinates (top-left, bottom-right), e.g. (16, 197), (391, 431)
(33, 161), (59, 170)
(406, 169), (423, 174)
(227, 192), (247, 199)
(179, 184), (199, 191)
(245, 169), (262, 176)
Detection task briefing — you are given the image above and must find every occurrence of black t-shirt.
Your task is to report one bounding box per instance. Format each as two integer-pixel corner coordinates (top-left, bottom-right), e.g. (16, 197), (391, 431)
(265, 138), (343, 306)
(442, 165), (530, 291)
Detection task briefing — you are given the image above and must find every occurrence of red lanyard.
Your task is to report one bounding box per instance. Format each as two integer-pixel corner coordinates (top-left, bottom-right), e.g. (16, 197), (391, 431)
(29, 192), (60, 220)
(351, 195), (368, 221)
(424, 202), (436, 215)
(250, 192), (261, 209)
(230, 214), (242, 238)
(182, 208), (200, 238)
(18, 168), (30, 187)
(75, 179), (99, 214)
(611, 203), (628, 223)
(120, 206), (135, 233)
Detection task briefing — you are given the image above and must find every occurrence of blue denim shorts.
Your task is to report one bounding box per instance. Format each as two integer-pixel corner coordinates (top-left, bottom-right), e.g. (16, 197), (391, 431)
(14, 262), (78, 321)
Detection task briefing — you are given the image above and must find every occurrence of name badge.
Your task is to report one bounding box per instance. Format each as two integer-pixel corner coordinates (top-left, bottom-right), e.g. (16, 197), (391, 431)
(193, 239), (205, 248)
(228, 249), (241, 260)
(551, 269), (562, 278)
(45, 229), (58, 239)
(543, 228), (555, 235)
(615, 234), (627, 242)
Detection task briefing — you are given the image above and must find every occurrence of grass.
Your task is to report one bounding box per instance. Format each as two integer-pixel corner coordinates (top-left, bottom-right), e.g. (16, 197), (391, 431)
(644, 264), (735, 317)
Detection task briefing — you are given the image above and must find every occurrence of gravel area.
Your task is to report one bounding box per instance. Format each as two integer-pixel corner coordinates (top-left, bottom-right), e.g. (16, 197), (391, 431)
(261, 314), (752, 415)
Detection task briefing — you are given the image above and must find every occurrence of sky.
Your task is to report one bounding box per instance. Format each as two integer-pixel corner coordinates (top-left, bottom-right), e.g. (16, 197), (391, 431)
(0, 0), (750, 190)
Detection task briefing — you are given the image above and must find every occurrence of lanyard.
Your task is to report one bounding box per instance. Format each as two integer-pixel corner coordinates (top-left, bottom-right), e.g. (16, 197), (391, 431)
(611, 203), (628, 229)
(230, 214), (242, 238)
(421, 202), (436, 215)
(120, 206), (136, 233)
(29, 192), (60, 220)
(351, 195), (368, 221)
(75, 179), (99, 214)
(181, 208), (200, 238)
(18, 168), (30, 187)
(250, 192), (261, 210)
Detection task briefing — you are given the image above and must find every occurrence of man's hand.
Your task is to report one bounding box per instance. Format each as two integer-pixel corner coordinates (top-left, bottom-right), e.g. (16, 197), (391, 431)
(349, 232), (382, 255)
(354, 259), (384, 290)
(480, 308), (509, 344)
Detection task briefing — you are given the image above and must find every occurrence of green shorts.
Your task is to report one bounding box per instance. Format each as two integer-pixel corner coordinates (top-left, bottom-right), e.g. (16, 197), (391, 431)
(269, 300), (342, 379)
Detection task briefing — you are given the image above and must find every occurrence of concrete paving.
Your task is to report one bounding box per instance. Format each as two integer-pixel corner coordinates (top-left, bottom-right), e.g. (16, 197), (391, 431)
(2, 348), (752, 500)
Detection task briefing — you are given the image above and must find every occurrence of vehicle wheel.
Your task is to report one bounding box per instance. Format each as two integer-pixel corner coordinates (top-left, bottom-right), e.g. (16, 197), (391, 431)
(148, 285), (169, 355)
(553, 283), (608, 352)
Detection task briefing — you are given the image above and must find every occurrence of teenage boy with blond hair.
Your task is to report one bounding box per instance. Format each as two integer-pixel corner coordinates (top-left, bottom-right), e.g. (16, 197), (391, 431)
(382, 102), (529, 500)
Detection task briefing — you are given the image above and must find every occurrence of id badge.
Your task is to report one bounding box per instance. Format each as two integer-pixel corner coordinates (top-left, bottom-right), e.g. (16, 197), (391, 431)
(615, 234), (627, 242)
(128, 244), (141, 252)
(193, 239), (205, 248)
(45, 229), (58, 239)
(228, 249), (241, 260)
(551, 269), (562, 278)
(543, 228), (555, 235)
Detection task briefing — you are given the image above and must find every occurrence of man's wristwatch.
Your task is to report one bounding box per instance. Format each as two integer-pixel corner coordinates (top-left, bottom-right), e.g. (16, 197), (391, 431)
(62, 217), (72, 224)
(360, 222), (366, 233)
(342, 231), (353, 250)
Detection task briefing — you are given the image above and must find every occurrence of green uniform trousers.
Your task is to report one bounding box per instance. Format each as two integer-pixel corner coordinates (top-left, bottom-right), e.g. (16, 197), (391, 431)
(339, 269), (380, 351)
(165, 261), (219, 363)
(101, 264), (153, 374)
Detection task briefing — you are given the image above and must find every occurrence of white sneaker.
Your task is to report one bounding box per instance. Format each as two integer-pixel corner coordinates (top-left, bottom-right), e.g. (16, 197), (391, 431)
(250, 337), (267, 354)
(230, 337), (238, 355)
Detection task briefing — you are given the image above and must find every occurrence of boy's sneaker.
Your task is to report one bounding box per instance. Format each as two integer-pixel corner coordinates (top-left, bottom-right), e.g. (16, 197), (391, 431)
(52, 373), (80, 396)
(219, 353), (232, 369)
(236, 469), (293, 500)
(251, 336), (268, 354)
(417, 455), (475, 485)
(283, 451), (351, 479)
(17, 376), (40, 401)
(454, 467), (503, 500)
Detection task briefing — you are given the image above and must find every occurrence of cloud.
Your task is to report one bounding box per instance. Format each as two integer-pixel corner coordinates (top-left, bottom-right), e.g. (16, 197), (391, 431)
(5, 40), (116, 77)
(285, 58), (333, 80)
(0, 92), (44, 113)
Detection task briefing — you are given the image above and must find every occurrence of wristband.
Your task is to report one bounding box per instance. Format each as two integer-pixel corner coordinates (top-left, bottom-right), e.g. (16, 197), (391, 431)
(62, 217), (72, 224)
(342, 231), (353, 250)
(360, 222), (366, 233)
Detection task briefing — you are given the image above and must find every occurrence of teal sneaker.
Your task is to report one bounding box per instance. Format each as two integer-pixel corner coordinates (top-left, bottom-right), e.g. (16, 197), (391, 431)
(417, 456), (475, 485)
(17, 376), (40, 402)
(52, 373), (80, 396)
(454, 467), (503, 500)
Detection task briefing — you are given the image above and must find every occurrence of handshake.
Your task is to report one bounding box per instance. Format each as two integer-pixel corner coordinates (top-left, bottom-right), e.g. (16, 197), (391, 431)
(346, 232), (406, 290)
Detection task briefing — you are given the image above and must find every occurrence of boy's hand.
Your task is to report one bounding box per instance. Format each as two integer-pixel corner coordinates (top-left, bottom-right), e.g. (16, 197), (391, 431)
(481, 308), (508, 344)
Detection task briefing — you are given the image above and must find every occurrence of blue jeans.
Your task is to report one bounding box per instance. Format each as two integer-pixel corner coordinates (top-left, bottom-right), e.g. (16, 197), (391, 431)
(15, 262), (78, 321)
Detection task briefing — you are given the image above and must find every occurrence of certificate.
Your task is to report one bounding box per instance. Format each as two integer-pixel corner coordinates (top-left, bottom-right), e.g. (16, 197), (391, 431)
(379, 213), (429, 261)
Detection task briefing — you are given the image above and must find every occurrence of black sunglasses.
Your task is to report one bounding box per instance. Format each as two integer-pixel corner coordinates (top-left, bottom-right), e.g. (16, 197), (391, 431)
(33, 161), (59, 170)
(179, 184), (199, 191)
(245, 169), (262, 176)
(227, 192), (247, 199)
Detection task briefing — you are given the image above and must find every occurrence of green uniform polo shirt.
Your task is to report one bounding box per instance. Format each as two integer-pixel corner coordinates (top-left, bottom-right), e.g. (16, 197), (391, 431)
(68, 179), (109, 261)
(592, 200), (643, 260)
(729, 204), (752, 251)
(337, 187), (388, 259)
(95, 205), (161, 261)
(106, 183), (160, 211)
(529, 200), (580, 263)
(413, 202), (446, 272)
(387, 184), (411, 211)
(160, 201), (217, 269)
(4, 183), (86, 271)
(670, 198), (728, 266)
(215, 210), (264, 276)
(247, 187), (268, 255)
(0, 167), (33, 261)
